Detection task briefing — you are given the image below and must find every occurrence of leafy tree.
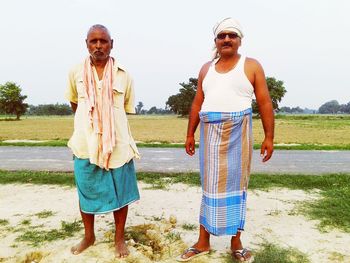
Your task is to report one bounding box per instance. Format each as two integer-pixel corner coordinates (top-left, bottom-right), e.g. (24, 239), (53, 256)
(337, 102), (350, 114)
(166, 78), (197, 116)
(147, 106), (158, 114)
(318, 100), (340, 114)
(252, 77), (287, 114)
(135, 101), (144, 114)
(0, 82), (28, 120)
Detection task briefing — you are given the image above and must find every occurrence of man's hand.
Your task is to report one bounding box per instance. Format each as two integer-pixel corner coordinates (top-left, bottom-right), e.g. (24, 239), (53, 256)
(185, 136), (196, 156)
(70, 102), (78, 113)
(260, 138), (273, 162)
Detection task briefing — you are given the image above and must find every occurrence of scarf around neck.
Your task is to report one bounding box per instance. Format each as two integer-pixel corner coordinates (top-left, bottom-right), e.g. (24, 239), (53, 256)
(83, 56), (116, 169)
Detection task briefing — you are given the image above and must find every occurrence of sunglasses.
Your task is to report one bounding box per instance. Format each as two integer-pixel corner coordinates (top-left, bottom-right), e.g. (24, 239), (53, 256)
(216, 32), (239, 40)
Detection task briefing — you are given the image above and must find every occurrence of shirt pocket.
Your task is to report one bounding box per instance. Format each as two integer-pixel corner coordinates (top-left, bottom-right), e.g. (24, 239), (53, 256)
(113, 86), (124, 109)
(76, 79), (85, 100)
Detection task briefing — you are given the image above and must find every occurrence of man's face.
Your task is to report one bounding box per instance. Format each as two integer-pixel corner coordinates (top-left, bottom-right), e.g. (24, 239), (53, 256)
(215, 30), (241, 56)
(86, 28), (113, 62)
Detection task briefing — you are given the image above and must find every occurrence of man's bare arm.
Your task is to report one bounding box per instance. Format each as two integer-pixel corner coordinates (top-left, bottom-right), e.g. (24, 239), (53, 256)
(185, 62), (210, 156)
(252, 60), (274, 162)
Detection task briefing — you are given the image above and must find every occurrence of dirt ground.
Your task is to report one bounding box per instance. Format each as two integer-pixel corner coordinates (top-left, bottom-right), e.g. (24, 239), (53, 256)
(0, 183), (349, 263)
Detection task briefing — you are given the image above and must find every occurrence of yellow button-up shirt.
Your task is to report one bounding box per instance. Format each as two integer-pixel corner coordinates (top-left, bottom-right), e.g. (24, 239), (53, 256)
(65, 62), (140, 169)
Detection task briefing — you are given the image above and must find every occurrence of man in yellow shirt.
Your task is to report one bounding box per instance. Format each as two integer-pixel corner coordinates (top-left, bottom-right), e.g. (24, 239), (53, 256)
(65, 24), (140, 258)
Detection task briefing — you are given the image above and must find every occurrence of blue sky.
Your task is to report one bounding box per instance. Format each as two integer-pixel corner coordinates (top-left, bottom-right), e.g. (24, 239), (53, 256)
(0, 0), (349, 110)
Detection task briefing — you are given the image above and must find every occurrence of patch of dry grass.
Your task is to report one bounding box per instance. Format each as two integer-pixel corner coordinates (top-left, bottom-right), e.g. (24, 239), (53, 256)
(124, 216), (187, 262)
(271, 119), (350, 146)
(128, 115), (192, 143)
(0, 116), (73, 141)
(22, 251), (46, 263)
(1, 115), (350, 146)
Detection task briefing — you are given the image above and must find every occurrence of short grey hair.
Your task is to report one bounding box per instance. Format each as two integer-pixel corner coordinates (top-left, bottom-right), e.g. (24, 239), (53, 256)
(86, 24), (111, 39)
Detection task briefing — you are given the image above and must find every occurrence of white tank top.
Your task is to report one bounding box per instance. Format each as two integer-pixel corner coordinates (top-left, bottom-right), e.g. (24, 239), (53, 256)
(201, 56), (254, 112)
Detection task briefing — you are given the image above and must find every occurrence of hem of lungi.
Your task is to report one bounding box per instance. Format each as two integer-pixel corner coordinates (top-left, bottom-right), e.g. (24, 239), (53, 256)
(200, 223), (243, 237)
(81, 198), (140, 215)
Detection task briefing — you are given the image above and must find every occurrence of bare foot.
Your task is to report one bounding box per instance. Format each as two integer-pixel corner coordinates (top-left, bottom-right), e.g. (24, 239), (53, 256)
(115, 239), (129, 258)
(71, 236), (95, 255)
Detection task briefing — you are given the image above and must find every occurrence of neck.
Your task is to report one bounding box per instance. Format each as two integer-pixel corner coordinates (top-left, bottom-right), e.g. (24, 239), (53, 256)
(215, 53), (241, 73)
(219, 52), (240, 62)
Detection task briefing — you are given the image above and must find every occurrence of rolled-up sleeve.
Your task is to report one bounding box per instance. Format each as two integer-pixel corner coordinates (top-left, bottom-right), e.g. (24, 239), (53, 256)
(65, 69), (78, 104)
(124, 74), (135, 114)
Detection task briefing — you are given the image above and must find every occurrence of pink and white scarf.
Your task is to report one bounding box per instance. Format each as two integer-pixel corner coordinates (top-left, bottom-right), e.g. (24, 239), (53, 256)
(83, 56), (115, 169)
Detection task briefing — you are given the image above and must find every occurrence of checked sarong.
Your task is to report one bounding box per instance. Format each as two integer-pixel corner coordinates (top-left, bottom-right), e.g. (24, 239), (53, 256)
(199, 108), (253, 236)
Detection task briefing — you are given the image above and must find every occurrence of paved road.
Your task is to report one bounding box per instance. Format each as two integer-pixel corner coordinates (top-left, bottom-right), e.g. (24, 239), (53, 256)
(0, 146), (349, 174)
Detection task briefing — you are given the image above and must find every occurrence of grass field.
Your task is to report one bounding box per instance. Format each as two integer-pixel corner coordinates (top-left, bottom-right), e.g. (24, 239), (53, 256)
(1, 114), (350, 149)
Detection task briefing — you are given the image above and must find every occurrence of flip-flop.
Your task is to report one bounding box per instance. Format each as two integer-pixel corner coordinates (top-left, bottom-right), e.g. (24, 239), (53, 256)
(232, 248), (254, 262)
(176, 247), (210, 262)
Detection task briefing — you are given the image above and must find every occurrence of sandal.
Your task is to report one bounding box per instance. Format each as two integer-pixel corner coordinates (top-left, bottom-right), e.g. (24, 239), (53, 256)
(176, 247), (210, 262)
(232, 248), (254, 262)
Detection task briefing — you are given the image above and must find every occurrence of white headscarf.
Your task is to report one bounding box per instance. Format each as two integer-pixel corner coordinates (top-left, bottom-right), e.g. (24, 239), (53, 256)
(212, 17), (244, 59)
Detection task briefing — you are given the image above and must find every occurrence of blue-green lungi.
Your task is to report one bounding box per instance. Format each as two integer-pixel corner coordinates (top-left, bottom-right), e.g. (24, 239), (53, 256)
(74, 157), (140, 214)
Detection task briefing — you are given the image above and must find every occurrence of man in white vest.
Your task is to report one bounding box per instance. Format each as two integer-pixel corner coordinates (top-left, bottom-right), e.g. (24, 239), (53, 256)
(178, 17), (274, 262)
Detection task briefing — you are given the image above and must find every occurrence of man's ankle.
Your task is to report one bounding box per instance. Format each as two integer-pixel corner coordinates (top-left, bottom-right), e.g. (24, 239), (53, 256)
(84, 234), (95, 241)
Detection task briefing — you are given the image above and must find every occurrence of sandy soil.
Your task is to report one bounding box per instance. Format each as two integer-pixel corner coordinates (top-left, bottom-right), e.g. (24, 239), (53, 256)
(0, 183), (349, 263)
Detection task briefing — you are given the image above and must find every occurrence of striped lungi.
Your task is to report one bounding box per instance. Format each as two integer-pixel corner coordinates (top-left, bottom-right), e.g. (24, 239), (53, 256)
(199, 108), (253, 236)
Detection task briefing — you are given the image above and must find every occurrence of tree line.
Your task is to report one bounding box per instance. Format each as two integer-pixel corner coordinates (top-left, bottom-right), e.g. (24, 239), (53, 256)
(1, 80), (349, 120)
(27, 104), (73, 115)
(279, 100), (350, 114)
(134, 102), (173, 115)
(318, 100), (350, 114)
(0, 82), (172, 119)
(27, 103), (173, 116)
